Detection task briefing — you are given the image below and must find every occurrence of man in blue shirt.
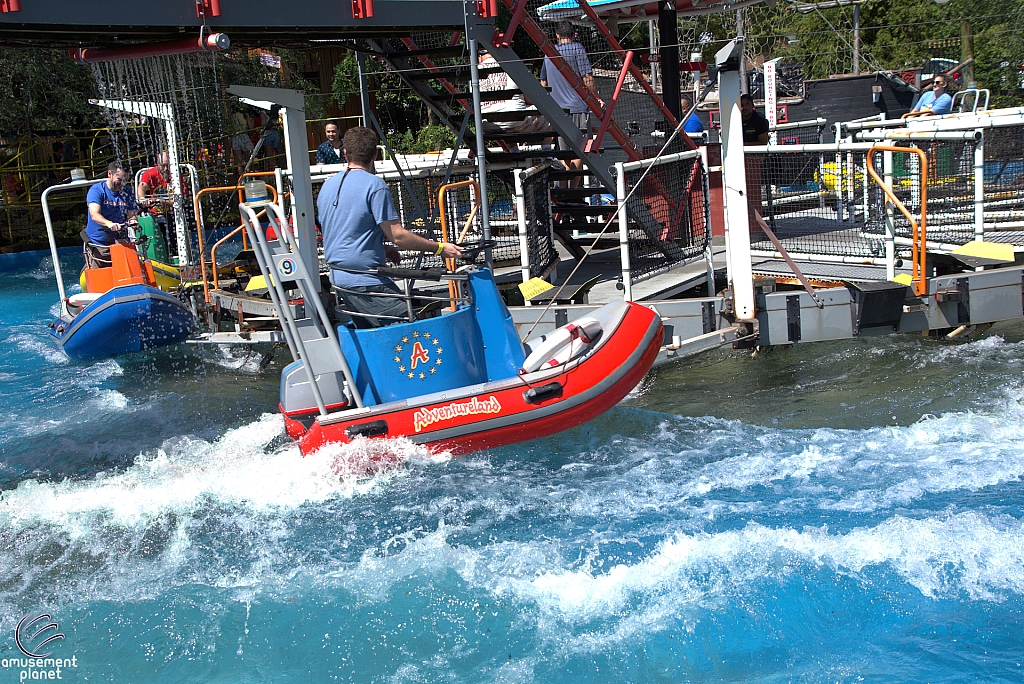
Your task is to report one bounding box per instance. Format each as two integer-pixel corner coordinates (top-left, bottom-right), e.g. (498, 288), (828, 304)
(540, 21), (603, 186)
(85, 161), (138, 246)
(315, 121), (344, 165)
(903, 76), (953, 118)
(318, 127), (463, 328)
(681, 96), (704, 134)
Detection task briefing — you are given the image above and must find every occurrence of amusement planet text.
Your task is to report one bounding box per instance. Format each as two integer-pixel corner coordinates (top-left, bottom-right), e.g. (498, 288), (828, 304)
(2, 656), (78, 681)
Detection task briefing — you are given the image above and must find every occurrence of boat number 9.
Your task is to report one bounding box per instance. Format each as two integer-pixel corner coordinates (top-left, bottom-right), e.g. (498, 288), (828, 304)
(278, 257), (296, 278)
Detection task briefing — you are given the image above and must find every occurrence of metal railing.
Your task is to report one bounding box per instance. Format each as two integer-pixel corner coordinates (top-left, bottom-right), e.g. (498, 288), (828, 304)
(867, 145), (929, 295)
(513, 163), (559, 291)
(612, 149), (711, 300)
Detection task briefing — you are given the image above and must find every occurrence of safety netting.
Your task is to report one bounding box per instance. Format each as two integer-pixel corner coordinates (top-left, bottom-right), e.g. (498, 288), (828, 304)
(615, 150), (709, 283)
(748, 146), (887, 258)
(305, 162), (531, 273)
(982, 124), (1024, 238)
(515, 163), (559, 280)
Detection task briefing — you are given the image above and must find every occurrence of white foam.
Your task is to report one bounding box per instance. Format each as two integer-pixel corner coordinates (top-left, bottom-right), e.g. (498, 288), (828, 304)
(205, 345), (266, 373)
(0, 415), (431, 539)
(10, 332), (69, 365)
(482, 511), (1024, 644)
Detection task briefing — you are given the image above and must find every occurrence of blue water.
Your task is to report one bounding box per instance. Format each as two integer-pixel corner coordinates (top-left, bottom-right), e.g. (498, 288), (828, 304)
(3, 253), (1024, 682)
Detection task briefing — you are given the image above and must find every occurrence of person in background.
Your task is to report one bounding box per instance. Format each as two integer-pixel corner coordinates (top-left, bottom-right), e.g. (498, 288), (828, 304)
(318, 127), (462, 328)
(230, 110), (254, 177)
(137, 150), (176, 256)
(83, 161), (138, 266)
(316, 121), (345, 165)
(680, 95), (704, 134)
(740, 94), (770, 145)
(903, 76), (953, 118)
(262, 106), (282, 168)
(739, 94), (769, 228)
(540, 21), (602, 187)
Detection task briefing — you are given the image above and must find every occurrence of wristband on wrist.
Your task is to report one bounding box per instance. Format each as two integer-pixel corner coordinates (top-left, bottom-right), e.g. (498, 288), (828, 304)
(435, 241), (444, 256)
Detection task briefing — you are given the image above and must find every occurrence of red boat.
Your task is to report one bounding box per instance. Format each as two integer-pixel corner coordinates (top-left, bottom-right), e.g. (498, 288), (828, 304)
(285, 296), (663, 456)
(240, 201), (662, 459)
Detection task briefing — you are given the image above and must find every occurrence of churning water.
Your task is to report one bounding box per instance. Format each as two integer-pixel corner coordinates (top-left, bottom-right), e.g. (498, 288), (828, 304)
(2, 253), (1024, 682)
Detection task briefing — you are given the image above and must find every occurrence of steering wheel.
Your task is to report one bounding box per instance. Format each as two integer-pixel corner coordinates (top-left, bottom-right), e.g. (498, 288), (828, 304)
(456, 239), (497, 263)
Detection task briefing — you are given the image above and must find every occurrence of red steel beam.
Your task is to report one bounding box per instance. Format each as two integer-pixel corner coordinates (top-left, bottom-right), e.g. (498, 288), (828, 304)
(575, 0), (698, 151)
(587, 50), (632, 154)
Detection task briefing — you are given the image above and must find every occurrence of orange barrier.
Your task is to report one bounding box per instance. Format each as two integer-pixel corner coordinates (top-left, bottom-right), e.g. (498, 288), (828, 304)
(193, 178), (278, 302)
(437, 179), (481, 311)
(866, 145), (929, 297)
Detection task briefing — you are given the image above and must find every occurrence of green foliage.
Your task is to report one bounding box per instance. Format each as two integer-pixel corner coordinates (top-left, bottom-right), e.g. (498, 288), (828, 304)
(410, 124), (457, 153)
(332, 52), (361, 107)
(0, 50), (102, 137)
(682, 0), (1024, 104)
(216, 49), (326, 120)
(387, 129), (415, 154)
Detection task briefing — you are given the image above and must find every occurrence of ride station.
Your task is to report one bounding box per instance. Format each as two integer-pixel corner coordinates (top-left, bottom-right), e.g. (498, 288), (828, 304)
(5, 0), (1024, 452)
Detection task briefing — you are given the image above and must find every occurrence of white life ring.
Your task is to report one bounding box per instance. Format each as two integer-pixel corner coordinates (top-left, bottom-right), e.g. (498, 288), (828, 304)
(522, 317), (602, 373)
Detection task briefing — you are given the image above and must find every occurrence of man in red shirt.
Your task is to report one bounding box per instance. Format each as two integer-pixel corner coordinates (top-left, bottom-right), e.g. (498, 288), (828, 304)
(137, 151), (172, 211)
(137, 151), (177, 257)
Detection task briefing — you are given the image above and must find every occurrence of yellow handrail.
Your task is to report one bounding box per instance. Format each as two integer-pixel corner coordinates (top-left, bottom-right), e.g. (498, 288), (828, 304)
(437, 179), (481, 312)
(866, 145), (929, 297)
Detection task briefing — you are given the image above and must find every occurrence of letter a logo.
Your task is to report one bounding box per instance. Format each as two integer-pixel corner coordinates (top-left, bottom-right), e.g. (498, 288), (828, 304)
(409, 341), (430, 370)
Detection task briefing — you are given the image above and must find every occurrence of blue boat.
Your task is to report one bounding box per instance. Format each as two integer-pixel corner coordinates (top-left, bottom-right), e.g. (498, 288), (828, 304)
(49, 282), (194, 361)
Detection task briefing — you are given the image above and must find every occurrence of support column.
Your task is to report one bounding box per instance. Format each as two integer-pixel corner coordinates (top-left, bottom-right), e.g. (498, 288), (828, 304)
(163, 119), (190, 265)
(658, 0), (680, 121)
(227, 85), (319, 293)
(736, 9), (747, 95)
(356, 51), (371, 127)
(853, 2), (860, 77)
(466, 3), (493, 267)
(717, 39), (755, 322)
(974, 129), (985, 252)
(648, 19), (658, 92)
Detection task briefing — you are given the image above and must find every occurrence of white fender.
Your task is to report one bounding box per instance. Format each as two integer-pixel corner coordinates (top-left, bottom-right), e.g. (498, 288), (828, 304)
(522, 317), (602, 373)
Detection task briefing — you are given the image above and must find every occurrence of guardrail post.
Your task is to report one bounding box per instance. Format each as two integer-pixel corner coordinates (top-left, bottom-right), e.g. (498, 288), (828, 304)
(974, 128), (985, 262)
(615, 162), (632, 302)
(883, 149), (895, 280)
(514, 168), (531, 294)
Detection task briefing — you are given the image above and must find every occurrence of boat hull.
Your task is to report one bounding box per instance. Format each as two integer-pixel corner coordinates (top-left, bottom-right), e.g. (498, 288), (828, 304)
(295, 300), (663, 457)
(50, 284), (194, 361)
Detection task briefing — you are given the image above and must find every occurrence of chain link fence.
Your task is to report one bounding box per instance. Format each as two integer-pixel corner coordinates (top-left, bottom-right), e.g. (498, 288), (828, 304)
(748, 144), (888, 259)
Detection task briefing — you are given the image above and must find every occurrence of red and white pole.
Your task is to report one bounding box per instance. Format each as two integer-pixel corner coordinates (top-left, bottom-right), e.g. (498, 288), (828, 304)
(69, 33), (230, 65)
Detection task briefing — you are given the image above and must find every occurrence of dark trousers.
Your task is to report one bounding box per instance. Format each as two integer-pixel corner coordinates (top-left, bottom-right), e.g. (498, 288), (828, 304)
(333, 282), (411, 329)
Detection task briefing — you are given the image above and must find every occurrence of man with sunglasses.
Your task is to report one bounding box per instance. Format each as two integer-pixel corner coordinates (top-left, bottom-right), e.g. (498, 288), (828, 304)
(318, 127), (463, 328)
(903, 76), (953, 118)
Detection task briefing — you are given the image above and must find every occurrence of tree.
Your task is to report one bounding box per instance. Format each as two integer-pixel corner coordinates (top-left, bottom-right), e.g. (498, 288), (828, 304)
(0, 50), (102, 137)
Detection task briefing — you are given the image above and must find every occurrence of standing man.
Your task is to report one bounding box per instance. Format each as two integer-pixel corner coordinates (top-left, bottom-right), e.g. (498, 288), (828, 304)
(903, 76), (952, 118)
(739, 94), (769, 226)
(84, 161), (138, 263)
(315, 121), (345, 165)
(318, 127), (463, 328)
(540, 22), (602, 186)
